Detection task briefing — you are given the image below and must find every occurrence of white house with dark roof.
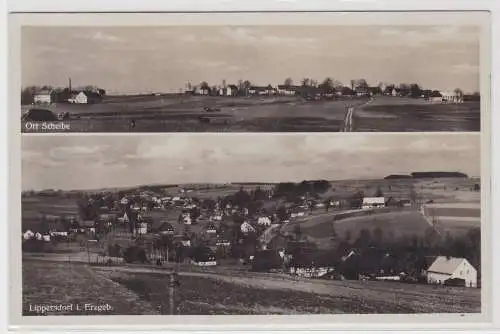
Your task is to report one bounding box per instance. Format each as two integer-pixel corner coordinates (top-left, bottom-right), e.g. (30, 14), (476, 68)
(34, 90), (56, 104)
(362, 197), (385, 209)
(426, 256), (477, 287)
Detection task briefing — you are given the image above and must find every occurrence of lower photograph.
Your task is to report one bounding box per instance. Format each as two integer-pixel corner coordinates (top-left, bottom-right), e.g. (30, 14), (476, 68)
(18, 133), (482, 317)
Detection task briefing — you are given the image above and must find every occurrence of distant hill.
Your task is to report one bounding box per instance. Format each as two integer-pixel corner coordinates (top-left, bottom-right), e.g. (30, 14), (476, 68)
(384, 172), (468, 179)
(384, 175), (413, 180)
(410, 172), (468, 179)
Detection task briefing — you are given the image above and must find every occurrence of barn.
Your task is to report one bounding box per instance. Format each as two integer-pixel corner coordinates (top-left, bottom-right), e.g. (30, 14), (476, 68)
(426, 256), (477, 288)
(362, 197), (385, 209)
(68, 91), (88, 104)
(34, 90), (56, 104)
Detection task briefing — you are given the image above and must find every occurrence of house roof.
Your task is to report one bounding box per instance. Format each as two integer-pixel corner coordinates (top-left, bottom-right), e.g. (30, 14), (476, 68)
(363, 197), (385, 204)
(427, 256), (467, 275)
(35, 90), (54, 96)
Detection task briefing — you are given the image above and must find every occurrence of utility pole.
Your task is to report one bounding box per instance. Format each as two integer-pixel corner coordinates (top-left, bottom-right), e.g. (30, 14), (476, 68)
(168, 271), (180, 315)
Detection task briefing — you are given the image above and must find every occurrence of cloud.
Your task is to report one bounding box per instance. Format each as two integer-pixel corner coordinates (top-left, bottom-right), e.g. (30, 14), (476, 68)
(89, 31), (122, 42)
(376, 26), (478, 48)
(452, 63), (480, 74)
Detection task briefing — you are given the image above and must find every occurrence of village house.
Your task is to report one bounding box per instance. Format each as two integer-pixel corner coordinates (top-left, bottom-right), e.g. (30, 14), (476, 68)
(34, 90), (57, 104)
(180, 212), (192, 225)
(240, 221), (256, 234)
(206, 224), (217, 234)
(428, 91), (444, 103)
(440, 91), (464, 104)
(362, 197), (386, 209)
(157, 221), (175, 235)
(277, 85), (298, 96)
(426, 256), (477, 287)
(257, 216), (272, 227)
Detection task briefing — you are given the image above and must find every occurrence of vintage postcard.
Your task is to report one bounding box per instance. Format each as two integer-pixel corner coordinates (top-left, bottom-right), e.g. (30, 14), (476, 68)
(14, 133), (488, 322)
(10, 11), (489, 133)
(7, 11), (492, 331)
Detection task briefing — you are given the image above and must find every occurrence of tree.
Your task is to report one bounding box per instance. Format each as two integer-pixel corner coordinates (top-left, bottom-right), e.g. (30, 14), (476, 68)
(354, 228), (372, 248)
(454, 88), (464, 97)
(349, 191), (364, 209)
(301, 78), (311, 87)
(200, 81), (210, 90)
(410, 84), (422, 98)
(284, 78), (293, 87)
(292, 225), (302, 241)
(320, 77), (334, 93)
(374, 186), (384, 197)
(242, 80), (252, 96)
(398, 83), (411, 96)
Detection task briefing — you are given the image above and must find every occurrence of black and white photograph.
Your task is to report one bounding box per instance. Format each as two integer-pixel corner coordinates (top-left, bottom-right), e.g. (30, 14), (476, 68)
(20, 24), (482, 133)
(20, 134), (482, 316)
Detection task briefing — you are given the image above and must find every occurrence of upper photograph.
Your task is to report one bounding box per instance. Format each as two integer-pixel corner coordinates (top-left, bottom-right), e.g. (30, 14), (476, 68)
(20, 25), (482, 133)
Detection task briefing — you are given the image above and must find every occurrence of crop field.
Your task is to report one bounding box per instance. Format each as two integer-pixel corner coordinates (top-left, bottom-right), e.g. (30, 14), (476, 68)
(102, 267), (480, 314)
(22, 260), (158, 315)
(21, 95), (362, 133)
(353, 97), (480, 132)
(422, 202), (481, 235)
(285, 210), (432, 248)
(22, 196), (79, 231)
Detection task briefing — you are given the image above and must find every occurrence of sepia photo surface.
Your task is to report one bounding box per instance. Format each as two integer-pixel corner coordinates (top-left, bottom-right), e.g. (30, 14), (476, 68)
(18, 134), (484, 317)
(17, 21), (484, 133)
(8, 10), (493, 331)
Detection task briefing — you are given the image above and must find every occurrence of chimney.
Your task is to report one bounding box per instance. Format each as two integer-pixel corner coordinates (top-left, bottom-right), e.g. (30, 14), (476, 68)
(69, 77), (72, 93)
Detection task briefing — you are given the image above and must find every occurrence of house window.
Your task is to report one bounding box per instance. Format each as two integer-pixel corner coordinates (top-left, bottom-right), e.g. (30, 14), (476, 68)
(460, 271), (463, 276)
(467, 270), (469, 274)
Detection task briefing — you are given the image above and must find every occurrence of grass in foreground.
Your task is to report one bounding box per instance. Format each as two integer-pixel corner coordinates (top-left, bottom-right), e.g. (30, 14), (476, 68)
(22, 260), (158, 316)
(106, 270), (480, 315)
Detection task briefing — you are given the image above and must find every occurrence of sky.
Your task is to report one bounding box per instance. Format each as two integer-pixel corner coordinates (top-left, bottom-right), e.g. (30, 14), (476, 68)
(21, 134), (480, 191)
(21, 25), (480, 94)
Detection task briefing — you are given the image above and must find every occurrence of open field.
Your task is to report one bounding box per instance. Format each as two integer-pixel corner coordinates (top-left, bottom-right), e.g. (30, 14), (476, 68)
(21, 257), (480, 315)
(21, 95), (364, 132)
(284, 210), (432, 249)
(353, 96), (480, 132)
(422, 202), (481, 235)
(102, 265), (480, 314)
(22, 260), (158, 315)
(22, 196), (79, 231)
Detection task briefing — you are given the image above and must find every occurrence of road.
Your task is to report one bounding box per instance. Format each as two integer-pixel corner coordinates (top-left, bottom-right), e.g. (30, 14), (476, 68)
(342, 97), (374, 132)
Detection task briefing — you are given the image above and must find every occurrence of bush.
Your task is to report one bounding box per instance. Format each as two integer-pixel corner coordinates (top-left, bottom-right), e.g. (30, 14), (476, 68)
(123, 246), (149, 264)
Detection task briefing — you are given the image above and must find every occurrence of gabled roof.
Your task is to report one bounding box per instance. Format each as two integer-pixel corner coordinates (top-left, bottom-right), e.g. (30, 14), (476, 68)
(427, 256), (467, 275)
(363, 197), (385, 204)
(35, 89), (54, 95)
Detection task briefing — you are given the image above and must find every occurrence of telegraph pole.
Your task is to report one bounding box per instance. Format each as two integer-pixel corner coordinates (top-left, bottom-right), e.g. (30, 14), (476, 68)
(168, 271), (179, 315)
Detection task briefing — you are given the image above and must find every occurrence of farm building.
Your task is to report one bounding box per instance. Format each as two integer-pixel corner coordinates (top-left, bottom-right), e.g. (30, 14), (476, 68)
(68, 91), (102, 104)
(277, 85), (298, 96)
(33, 90), (57, 104)
(257, 216), (272, 226)
(68, 91), (88, 104)
(426, 256), (477, 288)
(206, 224), (217, 234)
(440, 91), (464, 104)
(240, 221), (256, 233)
(428, 91), (444, 103)
(362, 197), (385, 209)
